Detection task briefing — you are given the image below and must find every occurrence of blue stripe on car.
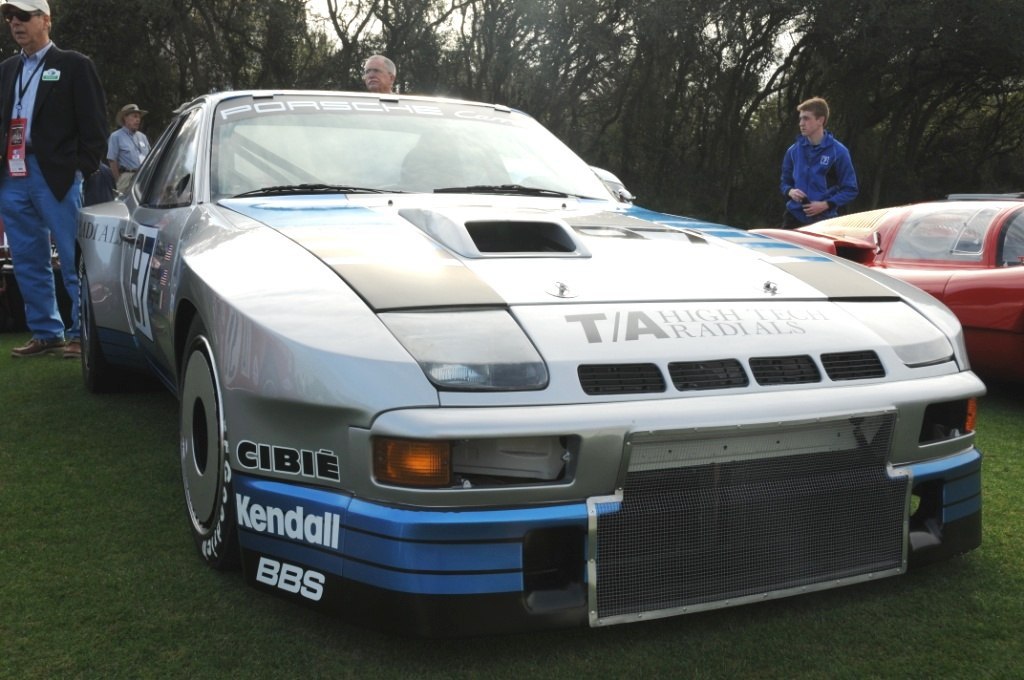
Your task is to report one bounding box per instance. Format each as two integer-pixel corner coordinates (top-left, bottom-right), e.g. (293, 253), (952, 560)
(621, 205), (834, 261)
(899, 449), (982, 524)
(234, 473), (587, 595)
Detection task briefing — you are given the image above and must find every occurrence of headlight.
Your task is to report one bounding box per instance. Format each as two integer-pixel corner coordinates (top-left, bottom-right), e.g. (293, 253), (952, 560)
(836, 301), (954, 367)
(380, 310), (549, 391)
(846, 266), (971, 369)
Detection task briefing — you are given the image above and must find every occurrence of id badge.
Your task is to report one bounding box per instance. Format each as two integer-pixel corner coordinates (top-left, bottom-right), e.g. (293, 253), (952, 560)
(6, 118), (27, 177)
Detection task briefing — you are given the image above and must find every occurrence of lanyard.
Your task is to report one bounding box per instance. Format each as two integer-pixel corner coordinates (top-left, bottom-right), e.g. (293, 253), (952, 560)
(15, 56), (46, 118)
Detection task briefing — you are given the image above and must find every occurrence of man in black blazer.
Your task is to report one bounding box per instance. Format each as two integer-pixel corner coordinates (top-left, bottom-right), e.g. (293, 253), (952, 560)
(0, 0), (106, 358)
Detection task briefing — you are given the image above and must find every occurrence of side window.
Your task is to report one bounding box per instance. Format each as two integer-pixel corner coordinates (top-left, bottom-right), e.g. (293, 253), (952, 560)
(998, 212), (1024, 266)
(140, 109), (202, 209)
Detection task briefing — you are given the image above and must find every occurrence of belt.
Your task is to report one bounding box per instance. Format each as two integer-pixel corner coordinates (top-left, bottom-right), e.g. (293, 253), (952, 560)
(121, 168), (138, 173)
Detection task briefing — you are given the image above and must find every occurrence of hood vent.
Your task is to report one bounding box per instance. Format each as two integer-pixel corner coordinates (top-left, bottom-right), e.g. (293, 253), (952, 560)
(465, 220), (577, 253)
(579, 351), (885, 396)
(400, 208), (588, 258)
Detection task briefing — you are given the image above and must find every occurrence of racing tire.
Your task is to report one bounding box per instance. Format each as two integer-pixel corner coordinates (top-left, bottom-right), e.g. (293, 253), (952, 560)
(80, 259), (130, 393)
(180, 317), (239, 570)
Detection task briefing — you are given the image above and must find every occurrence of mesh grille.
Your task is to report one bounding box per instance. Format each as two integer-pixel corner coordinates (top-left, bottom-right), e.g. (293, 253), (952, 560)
(750, 355), (820, 385)
(592, 412), (906, 624)
(822, 350), (885, 381)
(579, 364), (665, 395)
(668, 359), (748, 391)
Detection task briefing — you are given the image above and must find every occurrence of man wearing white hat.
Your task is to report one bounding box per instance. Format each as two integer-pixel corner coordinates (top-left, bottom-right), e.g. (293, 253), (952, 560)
(107, 103), (150, 194)
(0, 0), (107, 358)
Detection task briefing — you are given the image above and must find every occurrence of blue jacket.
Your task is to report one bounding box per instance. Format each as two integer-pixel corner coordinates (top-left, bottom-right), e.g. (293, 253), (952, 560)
(780, 131), (858, 225)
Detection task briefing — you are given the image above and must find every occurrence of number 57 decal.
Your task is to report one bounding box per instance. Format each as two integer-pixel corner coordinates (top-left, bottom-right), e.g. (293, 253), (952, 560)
(127, 224), (159, 341)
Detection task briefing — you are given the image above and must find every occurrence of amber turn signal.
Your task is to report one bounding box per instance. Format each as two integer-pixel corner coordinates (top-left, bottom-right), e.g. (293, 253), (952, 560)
(373, 438), (451, 487)
(965, 397), (977, 433)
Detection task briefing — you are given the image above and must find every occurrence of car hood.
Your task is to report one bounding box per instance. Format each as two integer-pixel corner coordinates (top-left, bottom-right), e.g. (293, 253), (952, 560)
(219, 195), (900, 310)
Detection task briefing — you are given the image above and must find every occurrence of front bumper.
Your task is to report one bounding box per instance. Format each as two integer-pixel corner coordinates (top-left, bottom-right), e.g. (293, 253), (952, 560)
(234, 442), (981, 636)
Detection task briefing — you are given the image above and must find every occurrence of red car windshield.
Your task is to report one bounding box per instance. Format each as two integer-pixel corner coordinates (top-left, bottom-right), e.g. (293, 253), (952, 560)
(887, 207), (997, 263)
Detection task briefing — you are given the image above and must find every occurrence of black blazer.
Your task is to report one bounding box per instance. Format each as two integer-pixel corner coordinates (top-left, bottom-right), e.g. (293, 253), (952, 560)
(0, 44), (107, 201)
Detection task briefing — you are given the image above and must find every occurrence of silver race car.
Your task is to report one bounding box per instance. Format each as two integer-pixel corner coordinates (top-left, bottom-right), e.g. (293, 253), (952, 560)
(77, 91), (984, 635)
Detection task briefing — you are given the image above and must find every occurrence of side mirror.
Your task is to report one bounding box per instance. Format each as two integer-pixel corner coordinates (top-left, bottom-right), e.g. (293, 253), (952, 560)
(591, 166), (635, 203)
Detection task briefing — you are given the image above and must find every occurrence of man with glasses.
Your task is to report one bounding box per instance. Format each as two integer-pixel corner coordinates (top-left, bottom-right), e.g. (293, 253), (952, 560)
(362, 55), (396, 94)
(0, 0), (107, 358)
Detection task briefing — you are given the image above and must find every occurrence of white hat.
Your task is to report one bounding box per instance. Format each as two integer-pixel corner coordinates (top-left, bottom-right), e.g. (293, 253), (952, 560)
(0, 1), (50, 15)
(116, 103), (148, 126)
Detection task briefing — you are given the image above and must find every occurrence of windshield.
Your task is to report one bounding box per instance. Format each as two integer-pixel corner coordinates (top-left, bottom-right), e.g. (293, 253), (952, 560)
(888, 205), (995, 262)
(210, 95), (611, 202)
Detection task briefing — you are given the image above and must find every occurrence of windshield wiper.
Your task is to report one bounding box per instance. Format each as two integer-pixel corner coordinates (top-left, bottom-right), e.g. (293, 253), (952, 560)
(233, 183), (394, 198)
(433, 184), (577, 198)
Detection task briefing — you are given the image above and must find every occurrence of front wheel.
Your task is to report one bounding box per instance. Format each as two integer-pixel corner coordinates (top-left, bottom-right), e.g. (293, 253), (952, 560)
(180, 317), (239, 569)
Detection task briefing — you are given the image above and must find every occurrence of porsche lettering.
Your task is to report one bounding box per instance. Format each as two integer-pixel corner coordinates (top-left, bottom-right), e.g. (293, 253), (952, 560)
(454, 110), (515, 125)
(218, 100), (444, 120)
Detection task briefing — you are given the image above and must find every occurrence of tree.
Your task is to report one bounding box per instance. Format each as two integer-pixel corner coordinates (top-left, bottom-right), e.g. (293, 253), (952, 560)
(9, 0), (336, 136)
(780, 0), (1024, 207)
(4, 0), (1019, 226)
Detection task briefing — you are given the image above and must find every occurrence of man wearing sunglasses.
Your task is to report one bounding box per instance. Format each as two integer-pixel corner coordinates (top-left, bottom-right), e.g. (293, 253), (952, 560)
(0, 0), (107, 359)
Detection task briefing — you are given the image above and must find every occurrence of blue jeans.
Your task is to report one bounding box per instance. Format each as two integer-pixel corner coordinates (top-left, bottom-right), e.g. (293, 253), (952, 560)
(0, 156), (82, 341)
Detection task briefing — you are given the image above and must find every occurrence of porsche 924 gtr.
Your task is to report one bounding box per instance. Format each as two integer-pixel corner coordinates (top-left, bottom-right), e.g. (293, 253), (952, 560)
(76, 90), (984, 635)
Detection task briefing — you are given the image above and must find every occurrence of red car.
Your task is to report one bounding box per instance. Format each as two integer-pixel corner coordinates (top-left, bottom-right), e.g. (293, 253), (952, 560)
(754, 194), (1024, 383)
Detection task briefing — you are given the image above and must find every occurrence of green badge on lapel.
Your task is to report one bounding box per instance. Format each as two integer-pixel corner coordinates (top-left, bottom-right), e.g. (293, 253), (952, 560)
(41, 68), (61, 81)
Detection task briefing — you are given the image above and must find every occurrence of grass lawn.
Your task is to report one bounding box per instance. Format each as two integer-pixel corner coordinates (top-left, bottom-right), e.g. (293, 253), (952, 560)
(1, 331), (1021, 679)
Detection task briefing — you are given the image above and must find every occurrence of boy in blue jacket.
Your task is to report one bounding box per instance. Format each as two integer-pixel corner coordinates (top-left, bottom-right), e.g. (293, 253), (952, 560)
(780, 97), (858, 227)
